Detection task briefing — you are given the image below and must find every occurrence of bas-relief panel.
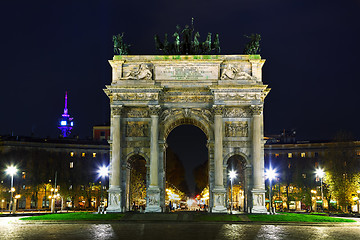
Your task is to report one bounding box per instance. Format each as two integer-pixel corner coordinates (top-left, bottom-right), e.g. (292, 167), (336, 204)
(126, 108), (149, 118)
(122, 63), (153, 80)
(220, 63), (255, 80)
(224, 107), (251, 118)
(225, 121), (248, 137)
(126, 121), (149, 137)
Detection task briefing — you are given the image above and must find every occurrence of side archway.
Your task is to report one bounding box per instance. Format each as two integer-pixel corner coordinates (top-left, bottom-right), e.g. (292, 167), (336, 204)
(125, 154), (148, 211)
(225, 154), (251, 212)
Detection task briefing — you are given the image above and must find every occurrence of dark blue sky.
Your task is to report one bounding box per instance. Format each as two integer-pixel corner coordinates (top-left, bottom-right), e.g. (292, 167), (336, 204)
(1, 0), (359, 140)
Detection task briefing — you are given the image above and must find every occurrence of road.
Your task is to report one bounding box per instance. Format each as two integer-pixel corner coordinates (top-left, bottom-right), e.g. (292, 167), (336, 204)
(1, 217), (360, 240)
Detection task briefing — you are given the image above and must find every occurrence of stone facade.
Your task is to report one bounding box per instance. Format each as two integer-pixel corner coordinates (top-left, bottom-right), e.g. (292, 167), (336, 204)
(104, 55), (270, 213)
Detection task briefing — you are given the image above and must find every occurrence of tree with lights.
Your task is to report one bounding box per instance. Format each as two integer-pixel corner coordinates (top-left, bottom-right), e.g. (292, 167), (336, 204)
(323, 133), (360, 212)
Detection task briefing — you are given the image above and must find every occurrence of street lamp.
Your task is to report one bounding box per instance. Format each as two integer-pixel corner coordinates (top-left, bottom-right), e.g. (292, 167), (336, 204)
(98, 166), (109, 214)
(5, 166), (17, 213)
(228, 170), (237, 214)
(315, 168), (325, 211)
(265, 166), (278, 214)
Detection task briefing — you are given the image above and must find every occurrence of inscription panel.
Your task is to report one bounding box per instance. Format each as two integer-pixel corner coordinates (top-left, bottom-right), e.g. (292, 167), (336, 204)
(154, 64), (219, 80)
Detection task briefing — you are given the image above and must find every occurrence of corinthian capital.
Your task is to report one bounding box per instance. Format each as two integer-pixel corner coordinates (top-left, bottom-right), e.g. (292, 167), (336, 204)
(149, 105), (161, 116)
(212, 105), (225, 116)
(111, 105), (123, 116)
(250, 105), (263, 115)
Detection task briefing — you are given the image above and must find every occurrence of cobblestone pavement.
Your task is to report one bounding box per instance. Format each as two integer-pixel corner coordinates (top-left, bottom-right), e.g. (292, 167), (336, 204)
(1, 217), (360, 240)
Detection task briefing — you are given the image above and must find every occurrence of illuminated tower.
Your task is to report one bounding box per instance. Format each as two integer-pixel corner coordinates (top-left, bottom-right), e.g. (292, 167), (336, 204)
(58, 91), (74, 137)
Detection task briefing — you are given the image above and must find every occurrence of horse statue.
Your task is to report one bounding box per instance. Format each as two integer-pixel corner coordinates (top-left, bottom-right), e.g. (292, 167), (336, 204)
(173, 32), (180, 54)
(192, 32), (200, 54)
(212, 33), (220, 53)
(243, 34), (261, 55)
(202, 33), (212, 54)
(112, 33), (130, 55)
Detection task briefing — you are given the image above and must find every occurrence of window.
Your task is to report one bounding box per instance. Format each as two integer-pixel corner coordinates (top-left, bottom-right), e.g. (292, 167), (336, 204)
(22, 185), (26, 190)
(100, 131), (105, 136)
(314, 152), (319, 157)
(93, 153), (96, 158)
(288, 163), (291, 169)
(22, 171), (26, 179)
(288, 153), (293, 158)
(275, 153), (279, 158)
(82, 153), (85, 157)
(357, 151), (360, 156)
(70, 162), (74, 168)
(70, 152), (74, 157)
(302, 173), (306, 178)
(301, 152), (306, 158)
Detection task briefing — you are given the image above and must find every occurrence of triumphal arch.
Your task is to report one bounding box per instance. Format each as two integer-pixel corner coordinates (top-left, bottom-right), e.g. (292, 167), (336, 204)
(104, 54), (270, 213)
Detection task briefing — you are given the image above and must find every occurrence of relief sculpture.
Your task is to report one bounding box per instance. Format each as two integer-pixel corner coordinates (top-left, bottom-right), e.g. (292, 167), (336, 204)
(221, 64), (254, 80)
(126, 122), (149, 137)
(124, 63), (152, 80)
(225, 121), (248, 137)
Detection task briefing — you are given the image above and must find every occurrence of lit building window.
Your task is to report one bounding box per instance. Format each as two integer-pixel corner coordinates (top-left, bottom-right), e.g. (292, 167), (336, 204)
(23, 185), (26, 189)
(301, 152), (306, 158)
(82, 153), (85, 157)
(22, 171), (26, 179)
(302, 173), (306, 178)
(93, 153), (96, 158)
(357, 151), (360, 156)
(70, 162), (74, 168)
(288, 163), (291, 169)
(70, 152), (74, 157)
(275, 153), (279, 158)
(288, 153), (292, 158)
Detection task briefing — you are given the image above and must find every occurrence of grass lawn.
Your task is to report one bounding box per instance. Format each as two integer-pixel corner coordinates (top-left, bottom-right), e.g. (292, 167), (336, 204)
(20, 212), (125, 221)
(247, 212), (356, 223)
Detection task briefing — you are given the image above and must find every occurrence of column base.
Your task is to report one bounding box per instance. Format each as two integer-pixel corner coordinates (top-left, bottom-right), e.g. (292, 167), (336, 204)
(106, 186), (123, 213)
(145, 186), (162, 213)
(251, 189), (267, 214)
(212, 187), (227, 213)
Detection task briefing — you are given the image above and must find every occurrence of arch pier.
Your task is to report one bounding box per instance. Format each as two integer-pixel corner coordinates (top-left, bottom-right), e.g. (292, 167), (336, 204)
(104, 55), (270, 213)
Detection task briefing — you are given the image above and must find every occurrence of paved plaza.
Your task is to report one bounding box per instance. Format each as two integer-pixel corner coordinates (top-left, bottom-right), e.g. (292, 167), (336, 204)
(1, 216), (360, 240)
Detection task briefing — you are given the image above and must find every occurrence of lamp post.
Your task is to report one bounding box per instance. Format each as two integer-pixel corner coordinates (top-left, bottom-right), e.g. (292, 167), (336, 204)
(98, 166), (109, 214)
(5, 166), (17, 213)
(265, 166), (278, 214)
(228, 170), (237, 214)
(315, 168), (325, 211)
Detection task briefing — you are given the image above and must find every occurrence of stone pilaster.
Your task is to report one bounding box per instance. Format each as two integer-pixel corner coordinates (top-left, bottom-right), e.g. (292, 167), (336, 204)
(108, 60), (125, 84)
(107, 105), (123, 212)
(212, 105), (227, 213)
(249, 59), (265, 82)
(250, 105), (267, 213)
(146, 105), (162, 212)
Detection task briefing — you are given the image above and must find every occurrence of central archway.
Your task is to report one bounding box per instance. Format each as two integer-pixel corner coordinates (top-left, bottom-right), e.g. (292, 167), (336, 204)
(166, 124), (209, 210)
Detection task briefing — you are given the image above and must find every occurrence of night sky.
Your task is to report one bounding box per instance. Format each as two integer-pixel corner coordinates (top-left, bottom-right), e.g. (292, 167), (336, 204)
(1, 1), (359, 140)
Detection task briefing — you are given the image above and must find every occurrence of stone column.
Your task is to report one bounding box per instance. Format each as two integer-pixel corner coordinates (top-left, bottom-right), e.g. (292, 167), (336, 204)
(212, 105), (227, 213)
(146, 105), (162, 212)
(107, 105), (123, 212)
(250, 105), (267, 213)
